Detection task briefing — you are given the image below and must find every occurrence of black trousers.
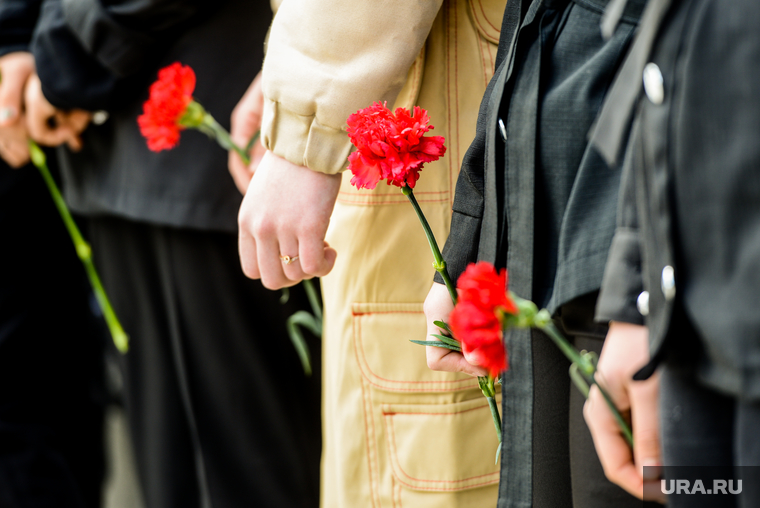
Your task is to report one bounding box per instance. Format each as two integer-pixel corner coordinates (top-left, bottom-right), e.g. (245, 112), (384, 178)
(0, 164), (105, 508)
(660, 363), (760, 508)
(531, 294), (660, 508)
(88, 217), (321, 508)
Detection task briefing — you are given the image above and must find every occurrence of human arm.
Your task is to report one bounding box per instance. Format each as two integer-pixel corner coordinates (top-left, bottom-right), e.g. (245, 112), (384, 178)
(237, 0), (444, 287)
(586, 128), (664, 503)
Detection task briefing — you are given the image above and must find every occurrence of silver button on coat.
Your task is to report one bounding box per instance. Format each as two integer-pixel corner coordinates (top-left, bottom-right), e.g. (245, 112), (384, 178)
(637, 290), (650, 316)
(661, 265), (676, 300)
(643, 62), (664, 105)
(498, 117), (507, 142)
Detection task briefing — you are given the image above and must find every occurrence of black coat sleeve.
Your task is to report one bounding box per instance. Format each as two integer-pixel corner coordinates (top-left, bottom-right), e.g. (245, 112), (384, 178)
(0, 0), (42, 56)
(31, 0), (216, 110)
(594, 120), (644, 326)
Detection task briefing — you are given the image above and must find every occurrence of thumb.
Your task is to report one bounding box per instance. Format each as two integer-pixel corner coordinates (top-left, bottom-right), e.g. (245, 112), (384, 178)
(0, 70), (25, 126)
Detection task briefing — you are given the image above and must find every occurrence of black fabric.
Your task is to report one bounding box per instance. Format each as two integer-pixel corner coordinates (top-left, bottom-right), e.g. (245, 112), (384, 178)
(597, 0), (760, 398)
(31, 0), (271, 232)
(32, 0), (218, 111)
(529, 295), (660, 508)
(568, 336), (661, 508)
(87, 217), (322, 508)
(0, 0), (41, 56)
(437, 0), (646, 505)
(0, 162), (105, 508)
(660, 360), (760, 507)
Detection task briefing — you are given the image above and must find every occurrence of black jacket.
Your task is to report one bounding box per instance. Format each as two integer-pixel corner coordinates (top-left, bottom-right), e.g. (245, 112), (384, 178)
(28, 0), (271, 231)
(437, 0), (645, 505)
(595, 0), (760, 399)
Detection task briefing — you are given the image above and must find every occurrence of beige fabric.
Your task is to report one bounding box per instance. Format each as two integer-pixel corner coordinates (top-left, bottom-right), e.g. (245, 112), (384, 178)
(262, 0), (444, 174)
(262, 1), (508, 506)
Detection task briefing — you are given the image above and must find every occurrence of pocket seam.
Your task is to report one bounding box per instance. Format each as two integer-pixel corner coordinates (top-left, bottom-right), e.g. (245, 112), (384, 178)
(353, 307), (478, 392)
(384, 408), (501, 491)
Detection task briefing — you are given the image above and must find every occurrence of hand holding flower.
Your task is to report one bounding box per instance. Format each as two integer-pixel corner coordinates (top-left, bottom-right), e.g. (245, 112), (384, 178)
(0, 52), (34, 167)
(25, 72), (90, 152)
(584, 322), (664, 502)
(424, 282), (489, 377)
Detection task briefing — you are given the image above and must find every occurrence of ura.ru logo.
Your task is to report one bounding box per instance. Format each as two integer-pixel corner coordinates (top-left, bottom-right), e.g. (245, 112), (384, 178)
(661, 479), (742, 495)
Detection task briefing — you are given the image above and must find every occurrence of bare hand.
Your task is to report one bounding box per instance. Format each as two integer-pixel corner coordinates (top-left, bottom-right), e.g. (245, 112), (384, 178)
(24, 73), (91, 151)
(584, 321), (664, 503)
(238, 150), (341, 289)
(0, 52), (34, 167)
(228, 71), (266, 193)
(423, 282), (489, 377)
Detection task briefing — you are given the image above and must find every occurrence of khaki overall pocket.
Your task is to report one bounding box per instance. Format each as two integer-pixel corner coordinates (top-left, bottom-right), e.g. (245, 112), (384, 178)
(353, 302), (500, 507)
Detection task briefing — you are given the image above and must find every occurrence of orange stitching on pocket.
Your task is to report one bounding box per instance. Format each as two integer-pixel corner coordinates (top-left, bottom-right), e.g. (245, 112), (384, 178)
(478, 31), (489, 87)
(337, 197), (449, 206)
(354, 316), (475, 389)
(339, 190), (449, 196)
(386, 415), (500, 490)
(475, 0), (500, 31)
(360, 378), (381, 508)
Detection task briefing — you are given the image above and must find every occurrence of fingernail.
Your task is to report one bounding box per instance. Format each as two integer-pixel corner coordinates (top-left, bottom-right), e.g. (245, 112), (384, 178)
(0, 107), (16, 123)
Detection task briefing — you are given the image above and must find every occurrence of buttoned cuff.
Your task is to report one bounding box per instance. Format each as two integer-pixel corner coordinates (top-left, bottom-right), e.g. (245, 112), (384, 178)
(595, 227), (645, 325)
(262, 97), (353, 175)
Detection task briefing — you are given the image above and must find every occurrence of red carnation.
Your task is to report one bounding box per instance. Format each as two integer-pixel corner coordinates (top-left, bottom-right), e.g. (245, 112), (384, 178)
(456, 262), (518, 316)
(138, 62), (196, 151)
(448, 262), (516, 377)
(346, 102), (446, 190)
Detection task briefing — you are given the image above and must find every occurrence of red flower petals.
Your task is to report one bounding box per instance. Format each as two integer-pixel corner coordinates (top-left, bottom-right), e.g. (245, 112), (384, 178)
(138, 62), (196, 151)
(347, 102), (446, 190)
(449, 262), (516, 378)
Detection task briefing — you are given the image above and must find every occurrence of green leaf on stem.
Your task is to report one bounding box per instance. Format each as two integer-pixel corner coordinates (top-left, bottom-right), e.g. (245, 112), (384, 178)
(429, 333), (461, 348)
(409, 340), (462, 352)
(433, 320), (453, 334)
(286, 310), (321, 376)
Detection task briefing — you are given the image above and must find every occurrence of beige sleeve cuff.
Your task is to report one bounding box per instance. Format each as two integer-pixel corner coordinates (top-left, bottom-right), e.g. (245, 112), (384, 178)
(262, 98), (353, 175)
(261, 0), (443, 175)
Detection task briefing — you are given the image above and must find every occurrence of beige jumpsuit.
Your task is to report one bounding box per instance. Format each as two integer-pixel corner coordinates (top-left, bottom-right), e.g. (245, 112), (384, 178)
(261, 1), (508, 505)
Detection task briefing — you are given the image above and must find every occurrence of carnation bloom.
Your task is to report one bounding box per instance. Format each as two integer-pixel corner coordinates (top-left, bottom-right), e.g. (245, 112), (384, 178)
(138, 62), (196, 151)
(448, 262), (516, 377)
(346, 102), (446, 190)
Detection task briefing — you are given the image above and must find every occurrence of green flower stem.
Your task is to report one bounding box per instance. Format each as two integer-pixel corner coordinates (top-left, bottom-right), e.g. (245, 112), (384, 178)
(28, 141), (129, 353)
(486, 395), (502, 440)
(535, 319), (595, 375)
(201, 113), (251, 165)
(401, 185), (457, 305)
(596, 378), (634, 447)
(478, 375), (503, 463)
(535, 319), (633, 448)
(303, 279), (323, 324)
